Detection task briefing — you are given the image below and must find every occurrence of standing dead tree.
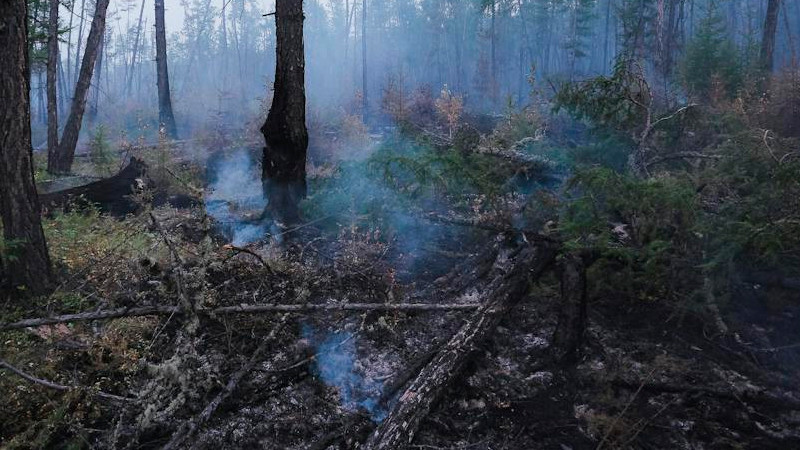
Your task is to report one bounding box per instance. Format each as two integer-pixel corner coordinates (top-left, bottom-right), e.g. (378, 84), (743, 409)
(363, 240), (558, 449)
(155, 0), (178, 138)
(761, 0), (783, 72)
(46, 0), (59, 161)
(48, 0), (111, 174)
(261, 0), (309, 224)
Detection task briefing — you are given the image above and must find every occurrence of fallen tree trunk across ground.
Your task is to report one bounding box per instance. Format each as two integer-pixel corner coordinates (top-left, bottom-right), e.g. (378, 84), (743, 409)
(363, 240), (559, 450)
(39, 158), (149, 217)
(0, 302), (480, 331)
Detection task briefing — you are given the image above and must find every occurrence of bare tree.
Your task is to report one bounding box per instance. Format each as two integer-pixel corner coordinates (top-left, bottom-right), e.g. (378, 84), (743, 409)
(125, 0), (147, 97)
(155, 0), (178, 138)
(362, 0), (368, 118)
(261, 0), (308, 224)
(48, 0), (111, 174)
(0, 0), (54, 294)
(46, 0), (59, 160)
(761, 0), (783, 72)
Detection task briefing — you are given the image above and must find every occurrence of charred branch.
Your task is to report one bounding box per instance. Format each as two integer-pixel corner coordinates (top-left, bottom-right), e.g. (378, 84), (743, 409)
(0, 358), (132, 402)
(0, 303), (481, 332)
(363, 242), (558, 449)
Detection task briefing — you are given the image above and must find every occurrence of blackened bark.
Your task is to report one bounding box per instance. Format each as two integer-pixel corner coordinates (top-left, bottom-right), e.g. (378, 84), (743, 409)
(40, 158), (149, 217)
(49, 0), (110, 174)
(0, 0), (54, 294)
(261, 0), (308, 224)
(155, 0), (178, 139)
(46, 0), (59, 160)
(363, 242), (558, 449)
(551, 253), (588, 361)
(761, 0), (782, 72)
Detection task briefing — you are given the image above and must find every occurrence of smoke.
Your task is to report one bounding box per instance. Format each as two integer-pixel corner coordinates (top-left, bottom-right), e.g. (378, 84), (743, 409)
(302, 324), (387, 422)
(204, 149), (271, 246)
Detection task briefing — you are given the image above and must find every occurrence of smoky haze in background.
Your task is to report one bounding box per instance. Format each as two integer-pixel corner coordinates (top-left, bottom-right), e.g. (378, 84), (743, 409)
(39, 0), (800, 143)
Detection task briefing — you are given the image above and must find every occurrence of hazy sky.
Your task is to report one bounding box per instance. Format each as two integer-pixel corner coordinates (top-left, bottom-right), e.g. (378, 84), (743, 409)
(101, 0), (281, 34)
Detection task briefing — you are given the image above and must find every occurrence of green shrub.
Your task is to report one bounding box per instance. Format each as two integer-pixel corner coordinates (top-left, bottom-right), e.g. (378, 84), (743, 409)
(680, 10), (746, 101)
(88, 124), (116, 176)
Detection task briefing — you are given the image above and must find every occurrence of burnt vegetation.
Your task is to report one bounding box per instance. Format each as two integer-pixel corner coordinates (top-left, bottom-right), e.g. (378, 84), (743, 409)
(2, 0), (800, 449)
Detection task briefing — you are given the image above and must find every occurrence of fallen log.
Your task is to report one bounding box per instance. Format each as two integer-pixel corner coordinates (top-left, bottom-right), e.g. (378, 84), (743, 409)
(38, 157), (200, 217)
(39, 157), (149, 217)
(0, 302), (480, 331)
(362, 240), (558, 450)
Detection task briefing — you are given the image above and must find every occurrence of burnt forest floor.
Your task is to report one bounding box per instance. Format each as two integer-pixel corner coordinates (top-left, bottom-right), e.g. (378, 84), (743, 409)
(2, 130), (800, 450)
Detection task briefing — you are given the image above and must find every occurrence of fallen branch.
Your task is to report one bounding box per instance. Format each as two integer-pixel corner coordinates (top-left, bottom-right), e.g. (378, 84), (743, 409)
(645, 151), (723, 169)
(163, 314), (289, 449)
(0, 303), (480, 331)
(222, 244), (274, 274)
(0, 358), (132, 402)
(362, 241), (558, 449)
(421, 211), (560, 243)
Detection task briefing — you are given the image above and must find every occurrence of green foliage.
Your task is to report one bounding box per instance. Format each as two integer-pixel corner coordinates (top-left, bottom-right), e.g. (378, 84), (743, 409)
(554, 57), (648, 137)
(680, 10), (744, 100)
(367, 135), (536, 201)
(563, 0), (597, 68)
(561, 167), (701, 301)
(700, 134), (800, 270)
(562, 167), (698, 250)
(89, 125), (116, 176)
(43, 207), (153, 272)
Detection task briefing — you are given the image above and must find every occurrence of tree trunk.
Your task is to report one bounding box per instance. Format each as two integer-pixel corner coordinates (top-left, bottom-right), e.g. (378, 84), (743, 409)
(550, 252), (588, 361)
(46, 0), (59, 161)
(73, 0), (86, 87)
(0, 0), (54, 294)
(126, 0), (147, 97)
(261, 0), (308, 225)
(761, 0), (782, 72)
(48, 0), (110, 175)
(155, 0), (178, 139)
(362, 242), (558, 449)
(362, 0), (368, 119)
(88, 31), (104, 122)
(490, 0), (497, 103)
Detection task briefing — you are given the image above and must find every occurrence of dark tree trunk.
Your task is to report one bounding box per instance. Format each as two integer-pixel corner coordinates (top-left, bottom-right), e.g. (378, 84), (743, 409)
(88, 32), (104, 122)
(363, 242), (558, 449)
(46, 0), (59, 160)
(761, 0), (782, 72)
(0, 0), (54, 294)
(490, 0), (497, 103)
(73, 0), (86, 87)
(155, 0), (178, 138)
(48, 0), (110, 175)
(550, 253), (588, 361)
(261, 0), (308, 225)
(362, 0), (368, 118)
